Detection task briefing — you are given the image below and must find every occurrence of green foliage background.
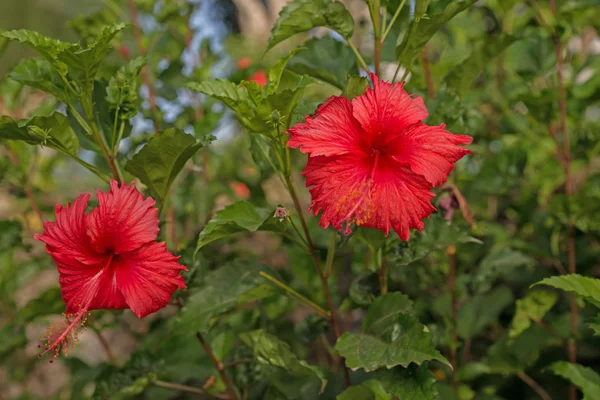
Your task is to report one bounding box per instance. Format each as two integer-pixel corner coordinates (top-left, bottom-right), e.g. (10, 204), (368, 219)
(1, 0), (600, 399)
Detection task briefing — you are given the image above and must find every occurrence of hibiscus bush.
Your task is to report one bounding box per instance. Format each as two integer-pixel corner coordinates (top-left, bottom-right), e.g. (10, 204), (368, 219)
(1, 0), (600, 399)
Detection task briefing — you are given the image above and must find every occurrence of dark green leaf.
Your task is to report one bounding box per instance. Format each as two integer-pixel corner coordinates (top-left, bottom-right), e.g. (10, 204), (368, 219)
(0, 220), (23, 251)
(176, 261), (279, 333)
(286, 37), (357, 89)
(458, 286), (513, 339)
(390, 215), (481, 266)
(396, 0), (477, 66)
(9, 58), (70, 102)
(548, 362), (600, 400)
(445, 34), (518, 96)
(509, 290), (557, 340)
(374, 365), (438, 399)
(195, 201), (281, 252)
(267, 47), (306, 95)
(0, 113), (80, 155)
(341, 76), (369, 100)
(587, 316), (600, 336)
(187, 79), (249, 114)
(267, 0), (355, 51)
(337, 379), (390, 400)
(93, 353), (159, 400)
(125, 127), (202, 204)
(240, 329), (327, 393)
(534, 274), (600, 308)
(336, 294), (449, 372)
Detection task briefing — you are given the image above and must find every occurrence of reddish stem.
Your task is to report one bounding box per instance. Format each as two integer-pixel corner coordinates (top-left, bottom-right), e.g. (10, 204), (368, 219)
(128, 0), (160, 132)
(421, 45), (435, 99)
(196, 333), (238, 400)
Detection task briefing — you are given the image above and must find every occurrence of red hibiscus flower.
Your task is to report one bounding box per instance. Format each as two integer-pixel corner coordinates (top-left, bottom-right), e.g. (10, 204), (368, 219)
(35, 181), (187, 358)
(287, 74), (472, 240)
(248, 70), (268, 87)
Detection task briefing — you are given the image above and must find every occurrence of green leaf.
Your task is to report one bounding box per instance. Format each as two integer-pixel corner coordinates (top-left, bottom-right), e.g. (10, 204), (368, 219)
(0, 113), (80, 155)
(362, 292), (415, 331)
(548, 362), (600, 400)
(374, 365), (438, 399)
(390, 215), (481, 266)
(266, 88), (306, 130)
(239, 329), (327, 393)
(106, 56), (145, 119)
(286, 37), (357, 89)
(93, 353), (159, 400)
(458, 286), (513, 339)
(509, 290), (557, 340)
(267, 47), (306, 95)
(534, 274), (600, 308)
(445, 34), (517, 96)
(396, 0), (477, 66)
(0, 220), (23, 251)
(125, 128), (202, 204)
(2, 29), (75, 65)
(195, 200), (280, 252)
(19, 287), (64, 323)
(9, 59), (70, 102)
(57, 23), (127, 96)
(267, 0), (355, 51)
(176, 261), (279, 333)
(186, 79), (249, 114)
(342, 76), (369, 100)
(587, 316), (600, 336)
(336, 294), (449, 372)
(338, 380), (391, 400)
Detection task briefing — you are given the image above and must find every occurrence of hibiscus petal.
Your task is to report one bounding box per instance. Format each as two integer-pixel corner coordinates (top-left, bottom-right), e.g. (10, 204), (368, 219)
(115, 242), (187, 318)
(34, 194), (126, 313)
(352, 73), (428, 135)
(303, 154), (435, 240)
(391, 122), (473, 186)
(86, 180), (159, 254)
(287, 96), (364, 156)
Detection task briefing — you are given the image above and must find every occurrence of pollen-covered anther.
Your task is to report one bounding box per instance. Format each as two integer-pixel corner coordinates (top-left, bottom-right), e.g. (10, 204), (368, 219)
(38, 307), (89, 361)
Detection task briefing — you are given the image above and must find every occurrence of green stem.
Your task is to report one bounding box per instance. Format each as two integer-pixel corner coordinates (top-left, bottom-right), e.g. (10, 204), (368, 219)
(260, 271), (330, 319)
(113, 120), (126, 158)
(373, 0), (382, 77)
(377, 247), (387, 295)
(289, 216), (310, 249)
(381, 0), (408, 42)
(347, 40), (371, 73)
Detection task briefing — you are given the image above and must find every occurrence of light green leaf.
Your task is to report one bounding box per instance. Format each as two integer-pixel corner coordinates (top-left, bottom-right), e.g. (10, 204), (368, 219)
(125, 128), (202, 204)
(587, 316), (600, 336)
(458, 286), (513, 339)
(186, 79), (249, 114)
(9, 59), (70, 102)
(286, 37), (357, 89)
(549, 362), (600, 400)
(57, 23), (127, 96)
(266, 88), (306, 130)
(106, 56), (146, 119)
(445, 34), (517, 96)
(239, 329), (327, 393)
(391, 215), (481, 266)
(267, 0), (355, 51)
(2, 29), (75, 65)
(0, 113), (80, 155)
(534, 274), (600, 308)
(509, 290), (557, 340)
(341, 76), (369, 100)
(176, 261), (278, 333)
(195, 201), (280, 253)
(336, 299), (450, 372)
(267, 47), (306, 95)
(396, 0), (477, 66)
